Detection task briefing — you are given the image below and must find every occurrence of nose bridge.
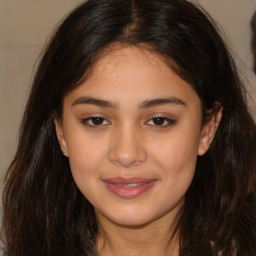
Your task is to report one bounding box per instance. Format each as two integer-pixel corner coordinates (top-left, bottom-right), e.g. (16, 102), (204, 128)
(108, 121), (147, 167)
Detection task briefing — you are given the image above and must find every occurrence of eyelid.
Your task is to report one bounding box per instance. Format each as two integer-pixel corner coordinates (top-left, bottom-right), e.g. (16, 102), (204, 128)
(79, 113), (177, 129)
(81, 116), (111, 127)
(145, 116), (177, 128)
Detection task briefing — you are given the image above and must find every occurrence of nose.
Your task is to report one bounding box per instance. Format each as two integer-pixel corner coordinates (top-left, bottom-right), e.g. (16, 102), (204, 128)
(108, 124), (147, 168)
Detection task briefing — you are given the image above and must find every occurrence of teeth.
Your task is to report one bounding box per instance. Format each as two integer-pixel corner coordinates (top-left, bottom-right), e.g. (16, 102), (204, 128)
(118, 183), (144, 187)
(128, 183), (141, 187)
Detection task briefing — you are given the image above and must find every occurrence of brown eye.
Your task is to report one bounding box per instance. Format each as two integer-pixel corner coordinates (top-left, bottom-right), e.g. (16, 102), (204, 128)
(146, 117), (176, 128)
(152, 117), (166, 126)
(81, 116), (111, 127)
(91, 117), (105, 125)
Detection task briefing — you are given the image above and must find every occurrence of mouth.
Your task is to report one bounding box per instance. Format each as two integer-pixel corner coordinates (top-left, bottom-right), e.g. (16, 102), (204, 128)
(102, 177), (157, 199)
(116, 183), (147, 187)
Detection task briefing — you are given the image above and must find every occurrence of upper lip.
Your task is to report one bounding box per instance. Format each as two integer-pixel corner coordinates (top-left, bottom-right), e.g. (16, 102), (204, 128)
(102, 177), (157, 184)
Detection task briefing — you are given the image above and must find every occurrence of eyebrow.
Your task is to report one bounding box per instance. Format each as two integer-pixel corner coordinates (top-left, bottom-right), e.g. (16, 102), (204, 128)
(139, 97), (186, 108)
(71, 96), (186, 108)
(72, 97), (115, 108)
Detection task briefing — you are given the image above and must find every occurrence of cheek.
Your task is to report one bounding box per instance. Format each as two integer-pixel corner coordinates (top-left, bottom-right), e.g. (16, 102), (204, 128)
(151, 128), (201, 170)
(149, 127), (201, 195)
(155, 142), (197, 188)
(66, 138), (107, 204)
(155, 146), (197, 210)
(66, 134), (107, 183)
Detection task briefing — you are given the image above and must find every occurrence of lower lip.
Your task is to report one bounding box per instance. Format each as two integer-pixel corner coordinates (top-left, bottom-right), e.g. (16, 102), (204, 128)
(104, 180), (156, 199)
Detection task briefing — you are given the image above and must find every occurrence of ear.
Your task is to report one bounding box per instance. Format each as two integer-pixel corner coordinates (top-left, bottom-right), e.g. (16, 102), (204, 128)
(54, 117), (69, 157)
(198, 104), (223, 156)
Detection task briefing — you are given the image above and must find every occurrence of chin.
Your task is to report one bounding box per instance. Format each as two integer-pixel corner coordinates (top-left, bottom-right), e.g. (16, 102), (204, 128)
(97, 204), (165, 228)
(110, 214), (154, 227)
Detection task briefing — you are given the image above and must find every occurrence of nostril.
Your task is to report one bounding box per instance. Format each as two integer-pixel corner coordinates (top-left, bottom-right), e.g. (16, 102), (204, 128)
(108, 127), (148, 167)
(108, 142), (147, 167)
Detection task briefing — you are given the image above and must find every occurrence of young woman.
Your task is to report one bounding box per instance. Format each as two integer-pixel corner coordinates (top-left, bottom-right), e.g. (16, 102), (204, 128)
(1, 0), (256, 255)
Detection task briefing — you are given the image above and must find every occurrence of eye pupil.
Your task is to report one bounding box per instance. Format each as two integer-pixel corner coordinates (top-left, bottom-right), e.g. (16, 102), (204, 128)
(153, 117), (165, 126)
(91, 117), (104, 125)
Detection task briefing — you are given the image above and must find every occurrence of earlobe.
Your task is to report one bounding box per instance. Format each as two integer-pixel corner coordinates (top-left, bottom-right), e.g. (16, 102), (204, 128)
(54, 117), (69, 157)
(198, 104), (223, 156)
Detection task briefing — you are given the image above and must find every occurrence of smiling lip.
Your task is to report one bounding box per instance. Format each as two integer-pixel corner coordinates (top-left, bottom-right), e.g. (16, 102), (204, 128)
(102, 177), (157, 199)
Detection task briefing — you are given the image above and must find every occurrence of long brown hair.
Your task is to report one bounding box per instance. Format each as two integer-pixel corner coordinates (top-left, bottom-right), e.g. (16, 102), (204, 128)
(2, 0), (256, 255)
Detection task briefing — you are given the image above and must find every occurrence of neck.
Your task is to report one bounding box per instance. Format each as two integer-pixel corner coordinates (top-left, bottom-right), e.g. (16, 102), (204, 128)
(95, 212), (180, 256)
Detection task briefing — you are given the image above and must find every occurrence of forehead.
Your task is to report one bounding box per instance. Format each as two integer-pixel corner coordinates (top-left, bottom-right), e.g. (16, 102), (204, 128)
(91, 45), (175, 80)
(65, 45), (200, 108)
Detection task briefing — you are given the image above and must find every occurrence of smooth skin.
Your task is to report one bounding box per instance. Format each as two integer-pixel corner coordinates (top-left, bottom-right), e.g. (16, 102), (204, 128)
(55, 45), (222, 256)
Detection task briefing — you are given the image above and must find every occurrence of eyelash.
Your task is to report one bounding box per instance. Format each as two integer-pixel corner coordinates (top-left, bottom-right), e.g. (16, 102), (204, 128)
(81, 116), (176, 129)
(81, 116), (111, 128)
(146, 117), (176, 128)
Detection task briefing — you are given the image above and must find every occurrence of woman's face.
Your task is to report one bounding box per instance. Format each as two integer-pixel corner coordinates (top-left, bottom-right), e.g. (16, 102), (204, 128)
(55, 46), (216, 227)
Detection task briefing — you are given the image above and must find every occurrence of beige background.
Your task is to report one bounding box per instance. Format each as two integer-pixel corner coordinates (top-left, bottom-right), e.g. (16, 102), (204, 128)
(1, 0), (256, 200)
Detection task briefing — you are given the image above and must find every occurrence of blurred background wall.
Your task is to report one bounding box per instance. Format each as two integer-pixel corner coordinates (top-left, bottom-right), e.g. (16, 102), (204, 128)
(1, 0), (256, 204)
